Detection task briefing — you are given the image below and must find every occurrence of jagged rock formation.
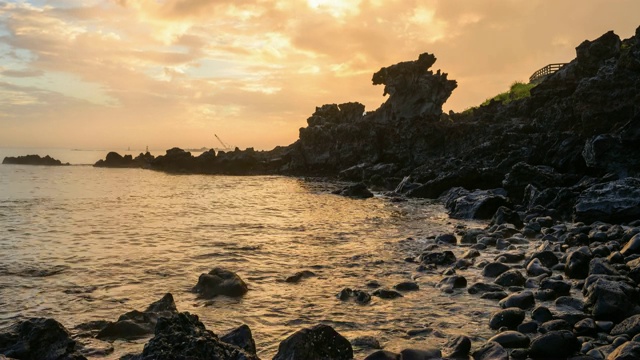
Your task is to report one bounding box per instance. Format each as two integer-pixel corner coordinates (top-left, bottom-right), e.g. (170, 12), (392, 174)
(3, 155), (69, 166)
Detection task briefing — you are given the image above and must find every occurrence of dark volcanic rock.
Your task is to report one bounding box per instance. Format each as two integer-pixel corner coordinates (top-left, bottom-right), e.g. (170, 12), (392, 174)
(583, 276), (640, 321)
(472, 341), (508, 360)
(440, 187), (510, 220)
(363, 350), (400, 360)
(332, 182), (374, 199)
(607, 341), (640, 360)
(574, 178), (640, 224)
(611, 314), (640, 337)
(488, 330), (530, 348)
(0, 317), (85, 360)
(528, 330), (578, 359)
(96, 293), (178, 340)
(494, 269), (526, 287)
(443, 335), (471, 359)
(220, 324), (257, 355)
(418, 251), (456, 266)
(192, 268), (248, 299)
(489, 308), (525, 330)
(499, 290), (535, 310)
(437, 275), (467, 293)
(273, 324), (353, 360)
(3, 154), (69, 166)
(503, 162), (577, 202)
(94, 151), (152, 168)
(482, 262), (511, 277)
(372, 288), (403, 299)
(128, 312), (256, 360)
(490, 206), (524, 229)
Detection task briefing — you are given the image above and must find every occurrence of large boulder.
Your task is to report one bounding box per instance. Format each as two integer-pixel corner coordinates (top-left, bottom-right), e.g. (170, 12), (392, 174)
(127, 312), (257, 360)
(439, 187), (509, 220)
(583, 276), (640, 322)
(528, 330), (579, 359)
(192, 268), (249, 298)
(574, 178), (640, 224)
(502, 162), (577, 202)
(273, 324), (353, 360)
(0, 318), (86, 360)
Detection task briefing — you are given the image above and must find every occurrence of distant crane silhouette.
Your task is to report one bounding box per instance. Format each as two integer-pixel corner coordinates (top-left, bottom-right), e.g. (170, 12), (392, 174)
(214, 134), (232, 150)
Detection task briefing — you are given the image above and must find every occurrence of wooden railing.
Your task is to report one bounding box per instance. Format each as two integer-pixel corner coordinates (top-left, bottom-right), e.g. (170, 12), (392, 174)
(529, 63), (567, 83)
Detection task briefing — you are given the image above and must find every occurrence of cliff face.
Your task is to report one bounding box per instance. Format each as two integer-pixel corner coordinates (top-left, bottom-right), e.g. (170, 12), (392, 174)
(284, 26), (640, 186)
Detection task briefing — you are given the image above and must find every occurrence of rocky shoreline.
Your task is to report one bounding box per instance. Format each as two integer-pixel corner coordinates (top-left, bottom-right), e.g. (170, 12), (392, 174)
(2, 26), (640, 359)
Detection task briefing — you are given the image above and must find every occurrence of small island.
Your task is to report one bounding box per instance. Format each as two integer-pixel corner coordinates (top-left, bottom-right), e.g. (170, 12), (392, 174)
(2, 154), (69, 166)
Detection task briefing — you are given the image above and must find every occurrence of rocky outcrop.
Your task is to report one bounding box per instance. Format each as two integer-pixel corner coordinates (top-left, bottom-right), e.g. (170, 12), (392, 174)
(0, 318), (86, 360)
(93, 152), (153, 168)
(94, 293), (178, 341)
(3, 155), (69, 166)
(574, 178), (640, 224)
(126, 312), (258, 360)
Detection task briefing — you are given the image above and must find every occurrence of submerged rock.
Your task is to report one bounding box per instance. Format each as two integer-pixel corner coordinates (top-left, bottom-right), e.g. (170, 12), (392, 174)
(332, 183), (374, 199)
(192, 268), (249, 298)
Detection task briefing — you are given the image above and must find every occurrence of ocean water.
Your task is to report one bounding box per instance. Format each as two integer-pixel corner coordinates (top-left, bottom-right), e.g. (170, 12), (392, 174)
(0, 149), (496, 359)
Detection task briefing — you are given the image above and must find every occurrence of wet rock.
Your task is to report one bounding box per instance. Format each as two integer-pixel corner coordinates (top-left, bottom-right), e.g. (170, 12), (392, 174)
(574, 178), (640, 224)
(332, 183), (374, 199)
(611, 314), (640, 337)
(482, 262), (511, 277)
(285, 270), (316, 283)
(192, 268), (249, 298)
(394, 281), (419, 291)
(273, 324), (353, 360)
(472, 341), (508, 360)
(0, 318), (86, 360)
(531, 306), (554, 323)
(488, 330), (530, 348)
(574, 318), (598, 337)
(363, 350), (401, 360)
(621, 234), (640, 257)
(490, 206), (524, 229)
(438, 275), (467, 293)
(528, 250), (560, 269)
(495, 251), (526, 263)
(440, 187), (510, 220)
(372, 288), (403, 299)
(468, 282), (505, 295)
(337, 288), (371, 304)
(529, 330), (579, 359)
(461, 229), (484, 244)
(3, 154), (69, 166)
(96, 293), (178, 340)
(517, 321), (538, 334)
(499, 290), (535, 310)
(566, 249), (593, 279)
(489, 308), (526, 330)
(535, 289), (557, 301)
(435, 233), (457, 245)
(539, 319), (572, 333)
(589, 258), (619, 276)
(608, 341), (640, 360)
(527, 258), (552, 277)
(418, 251), (456, 266)
(220, 324), (257, 355)
(442, 335), (471, 359)
(481, 291), (508, 300)
(399, 348), (442, 359)
(556, 296), (585, 311)
(127, 312), (256, 360)
(350, 336), (381, 349)
(583, 276), (640, 321)
(495, 270), (526, 287)
(539, 278), (571, 296)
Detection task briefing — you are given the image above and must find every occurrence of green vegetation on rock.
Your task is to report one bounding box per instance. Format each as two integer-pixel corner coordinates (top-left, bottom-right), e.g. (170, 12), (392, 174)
(463, 81), (537, 115)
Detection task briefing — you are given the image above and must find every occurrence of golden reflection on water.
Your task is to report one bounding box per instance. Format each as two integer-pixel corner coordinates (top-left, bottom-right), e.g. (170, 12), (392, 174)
(0, 165), (494, 359)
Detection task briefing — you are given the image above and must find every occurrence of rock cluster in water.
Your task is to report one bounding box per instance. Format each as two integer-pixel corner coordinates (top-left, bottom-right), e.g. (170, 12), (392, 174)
(2, 155), (69, 166)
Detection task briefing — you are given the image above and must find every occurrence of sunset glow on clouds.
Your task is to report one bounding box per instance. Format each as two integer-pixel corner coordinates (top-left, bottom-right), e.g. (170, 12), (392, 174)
(1, 0), (639, 150)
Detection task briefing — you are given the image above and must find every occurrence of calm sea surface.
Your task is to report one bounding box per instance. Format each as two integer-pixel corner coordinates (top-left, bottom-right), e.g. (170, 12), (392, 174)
(0, 148), (496, 359)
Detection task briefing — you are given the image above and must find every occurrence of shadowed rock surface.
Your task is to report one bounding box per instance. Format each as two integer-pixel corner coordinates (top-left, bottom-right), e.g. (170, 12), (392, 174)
(0, 318), (86, 360)
(3, 155), (69, 166)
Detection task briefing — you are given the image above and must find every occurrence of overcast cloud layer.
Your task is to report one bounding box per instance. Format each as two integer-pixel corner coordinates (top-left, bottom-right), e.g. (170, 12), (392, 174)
(1, 0), (638, 150)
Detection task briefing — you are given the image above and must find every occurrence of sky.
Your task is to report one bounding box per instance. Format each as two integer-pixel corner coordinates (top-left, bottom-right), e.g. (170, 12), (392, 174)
(0, 0), (639, 151)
